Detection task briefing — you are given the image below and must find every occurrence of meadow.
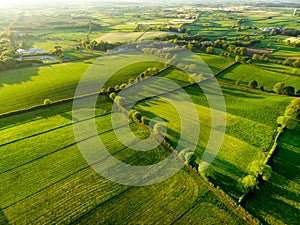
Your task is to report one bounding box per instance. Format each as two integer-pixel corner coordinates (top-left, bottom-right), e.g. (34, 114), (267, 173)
(253, 61), (300, 75)
(0, 55), (163, 114)
(243, 125), (300, 225)
(218, 63), (300, 91)
(0, 2), (299, 224)
(0, 95), (246, 225)
(132, 78), (291, 198)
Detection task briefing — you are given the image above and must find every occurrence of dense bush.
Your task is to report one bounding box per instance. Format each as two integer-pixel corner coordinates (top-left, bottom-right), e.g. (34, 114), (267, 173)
(107, 87), (114, 93)
(109, 92), (116, 100)
(141, 116), (150, 125)
(43, 99), (51, 105)
(248, 80), (258, 89)
(273, 82), (285, 94)
(282, 86), (295, 96)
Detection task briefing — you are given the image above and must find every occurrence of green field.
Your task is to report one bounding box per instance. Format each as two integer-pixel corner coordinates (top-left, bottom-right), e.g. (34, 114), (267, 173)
(127, 69), (292, 198)
(253, 61), (300, 76)
(0, 55), (163, 114)
(196, 52), (235, 74)
(1, 2), (300, 224)
(0, 95), (246, 225)
(218, 63), (300, 91)
(244, 125), (300, 225)
(94, 32), (144, 43)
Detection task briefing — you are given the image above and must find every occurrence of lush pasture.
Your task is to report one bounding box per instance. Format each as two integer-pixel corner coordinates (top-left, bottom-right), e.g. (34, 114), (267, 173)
(196, 52), (235, 74)
(0, 97), (245, 225)
(253, 61), (300, 75)
(251, 39), (300, 57)
(244, 125), (300, 225)
(0, 55), (163, 114)
(132, 72), (291, 198)
(94, 32), (144, 43)
(74, 168), (245, 225)
(218, 63), (300, 91)
(138, 31), (180, 41)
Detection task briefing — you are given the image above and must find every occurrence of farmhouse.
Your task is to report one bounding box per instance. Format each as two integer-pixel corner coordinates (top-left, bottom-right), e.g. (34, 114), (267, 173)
(16, 48), (44, 55)
(259, 27), (283, 32)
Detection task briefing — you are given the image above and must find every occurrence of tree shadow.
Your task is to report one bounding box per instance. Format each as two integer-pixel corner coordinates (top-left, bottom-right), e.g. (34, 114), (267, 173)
(0, 209), (9, 225)
(244, 180), (300, 225)
(0, 66), (39, 88)
(244, 126), (300, 225)
(207, 158), (246, 198)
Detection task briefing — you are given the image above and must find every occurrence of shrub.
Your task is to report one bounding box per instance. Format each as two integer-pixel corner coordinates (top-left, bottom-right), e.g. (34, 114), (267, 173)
(128, 78), (134, 84)
(248, 80), (258, 89)
(114, 84), (120, 91)
(44, 99), (51, 105)
(119, 83), (127, 90)
(295, 89), (300, 97)
(107, 87), (114, 93)
(260, 86), (264, 91)
(235, 80), (241, 86)
(114, 96), (125, 105)
(141, 116), (150, 125)
(100, 88), (106, 93)
(132, 111), (142, 122)
(273, 82), (284, 94)
(240, 175), (258, 194)
(282, 86), (295, 96)
(109, 92), (116, 100)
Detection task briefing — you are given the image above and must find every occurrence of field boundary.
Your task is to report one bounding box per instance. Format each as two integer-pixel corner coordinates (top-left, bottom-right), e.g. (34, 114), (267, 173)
(109, 84), (260, 225)
(250, 62), (300, 77)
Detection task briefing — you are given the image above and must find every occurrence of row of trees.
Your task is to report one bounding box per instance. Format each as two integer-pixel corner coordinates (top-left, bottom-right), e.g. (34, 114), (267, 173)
(252, 54), (300, 69)
(100, 66), (163, 96)
(0, 37), (17, 71)
(277, 98), (300, 130)
(80, 38), (122, 52)
(273, 82), (299, 96)
(237, 80), (299, 97)
(239, 98), (299, 200)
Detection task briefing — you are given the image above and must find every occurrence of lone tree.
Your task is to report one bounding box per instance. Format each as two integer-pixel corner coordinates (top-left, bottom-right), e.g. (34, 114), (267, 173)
(178, 148), (196, 164)
(132, 111), (142, 122)
(109, 92), (116, 100)
(44, 99), (51, 105)
(248, 80), (258, 89)
(273, 82), (285, 94)
(240, 175), (258, 194)
(114, 96), (125, 106)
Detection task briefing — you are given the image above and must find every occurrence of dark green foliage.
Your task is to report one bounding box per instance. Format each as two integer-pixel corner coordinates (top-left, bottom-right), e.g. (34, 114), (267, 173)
(107, 87), (115, 93)
(141, 116), (150, 125)
(132, 111), (142, 122)
(248, 80), (258, 89)
(282, 86), (295, 96)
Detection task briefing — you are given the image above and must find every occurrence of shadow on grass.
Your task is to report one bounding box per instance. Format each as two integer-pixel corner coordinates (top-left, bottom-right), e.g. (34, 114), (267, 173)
(208, 158), (245, 199)
(0, 66), (38, 88)
(244, 125), (300, 225)
(0, 209), (9, 225)
(244, 180), (300, 225)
